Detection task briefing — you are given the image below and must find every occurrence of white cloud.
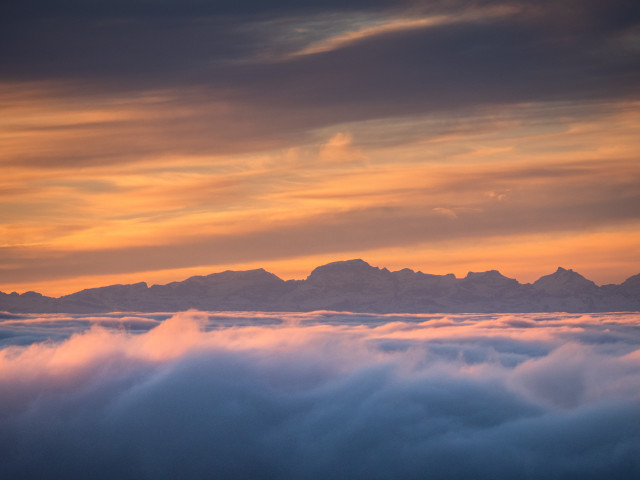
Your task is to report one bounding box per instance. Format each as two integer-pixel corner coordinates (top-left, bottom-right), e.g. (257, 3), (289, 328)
(1, 311), (639, 478)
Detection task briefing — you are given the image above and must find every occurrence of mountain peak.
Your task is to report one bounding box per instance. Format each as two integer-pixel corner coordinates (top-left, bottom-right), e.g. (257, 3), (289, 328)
(533, 267), (596, 294)
(306, 259), (385, 285)
(308, 259), (372, 275)
(465, 269), (506, 279)
(463, 270), (518, 288)
(326, 259), (371, 268)
(554, 266), (573, 274)
(201, 268), (284, 285)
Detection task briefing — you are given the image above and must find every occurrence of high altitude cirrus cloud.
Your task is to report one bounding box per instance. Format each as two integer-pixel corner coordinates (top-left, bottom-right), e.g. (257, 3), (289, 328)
(1, 311), (639, 479)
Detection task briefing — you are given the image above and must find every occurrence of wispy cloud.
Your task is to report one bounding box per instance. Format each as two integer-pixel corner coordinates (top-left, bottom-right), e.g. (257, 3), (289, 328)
(286, 5), (520, 58)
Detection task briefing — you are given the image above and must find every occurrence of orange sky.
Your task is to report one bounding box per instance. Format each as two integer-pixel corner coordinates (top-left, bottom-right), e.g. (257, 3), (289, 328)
(1, 1), (639, 296)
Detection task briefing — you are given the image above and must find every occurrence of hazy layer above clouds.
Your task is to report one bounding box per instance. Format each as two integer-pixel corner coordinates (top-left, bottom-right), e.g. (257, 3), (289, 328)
(1, 311), (639, 479)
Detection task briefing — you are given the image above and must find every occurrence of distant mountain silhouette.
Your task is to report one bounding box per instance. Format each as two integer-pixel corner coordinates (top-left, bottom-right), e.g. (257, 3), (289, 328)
(1, 260), (639, 313)
(533, 267), (597, 294)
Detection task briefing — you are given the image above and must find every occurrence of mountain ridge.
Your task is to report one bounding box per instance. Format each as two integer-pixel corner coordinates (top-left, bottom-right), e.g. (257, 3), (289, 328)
(1, 259), (638, 313)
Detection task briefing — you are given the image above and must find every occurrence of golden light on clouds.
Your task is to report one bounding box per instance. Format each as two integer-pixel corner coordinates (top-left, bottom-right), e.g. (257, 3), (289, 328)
(1, 0), (640, 296)
(2, 5), (640, 480)
(2, 85), (640, 295)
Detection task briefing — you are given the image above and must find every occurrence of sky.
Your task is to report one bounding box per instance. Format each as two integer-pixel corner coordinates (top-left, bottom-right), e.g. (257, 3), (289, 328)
(1, 311), (639, 478)
(1, 0), (640, 296)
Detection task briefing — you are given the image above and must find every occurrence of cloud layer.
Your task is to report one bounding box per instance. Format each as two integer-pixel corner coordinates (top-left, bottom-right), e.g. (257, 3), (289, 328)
(1, 311), (639, 478)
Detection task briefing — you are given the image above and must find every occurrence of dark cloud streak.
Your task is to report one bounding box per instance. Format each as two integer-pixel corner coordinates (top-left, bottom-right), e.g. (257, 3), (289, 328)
(2, 0), (638, 117)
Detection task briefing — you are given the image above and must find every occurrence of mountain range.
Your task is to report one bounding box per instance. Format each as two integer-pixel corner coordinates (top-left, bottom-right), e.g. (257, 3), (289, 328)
(1, 259), (639, 313)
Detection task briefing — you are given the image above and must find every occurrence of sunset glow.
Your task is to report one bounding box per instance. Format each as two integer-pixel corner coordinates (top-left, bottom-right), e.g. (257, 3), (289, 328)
(1, 1), (639, 295)
(2, 3), (639, 478)
(0, 1), (640, 295)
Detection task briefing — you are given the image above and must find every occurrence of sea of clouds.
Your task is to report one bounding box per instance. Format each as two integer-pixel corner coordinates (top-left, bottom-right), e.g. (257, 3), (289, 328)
(1, 310), (639, 479)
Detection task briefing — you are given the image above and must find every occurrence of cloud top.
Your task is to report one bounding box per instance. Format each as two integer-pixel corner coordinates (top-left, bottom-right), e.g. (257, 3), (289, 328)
(1, 311), (639, 478)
